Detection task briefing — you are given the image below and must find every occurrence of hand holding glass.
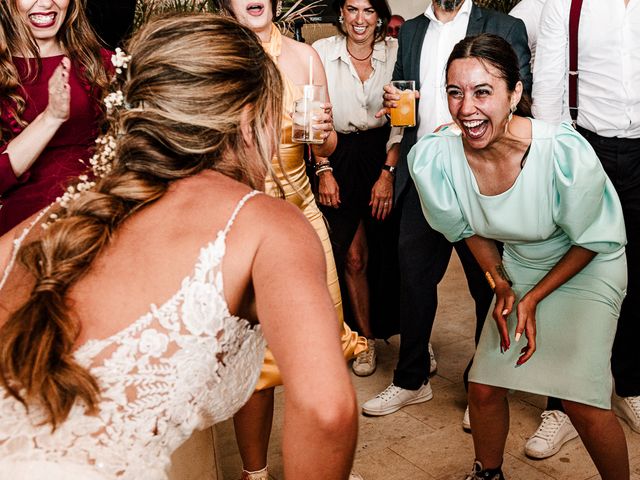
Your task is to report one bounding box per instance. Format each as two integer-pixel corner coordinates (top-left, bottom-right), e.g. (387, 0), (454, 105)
(292, 85), (326, 144)
(389, 80), (416, 128)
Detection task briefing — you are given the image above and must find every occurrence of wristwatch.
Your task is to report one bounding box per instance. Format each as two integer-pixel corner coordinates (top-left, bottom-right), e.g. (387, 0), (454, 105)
(382, 164), (396, 176)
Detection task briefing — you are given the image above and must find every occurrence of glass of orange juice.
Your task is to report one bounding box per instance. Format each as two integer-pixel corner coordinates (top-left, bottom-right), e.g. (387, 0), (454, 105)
(389, 80), (416, 127)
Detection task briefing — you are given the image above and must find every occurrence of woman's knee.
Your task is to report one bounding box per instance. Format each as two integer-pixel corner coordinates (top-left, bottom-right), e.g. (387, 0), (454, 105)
(561, 399), (613, 428)
(468, 382), (507, 408)
(345, 248), (367, 274)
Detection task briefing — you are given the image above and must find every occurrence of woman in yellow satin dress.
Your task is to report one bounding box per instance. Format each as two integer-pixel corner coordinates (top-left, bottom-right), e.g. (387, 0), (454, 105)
(217, 1), (366, 479)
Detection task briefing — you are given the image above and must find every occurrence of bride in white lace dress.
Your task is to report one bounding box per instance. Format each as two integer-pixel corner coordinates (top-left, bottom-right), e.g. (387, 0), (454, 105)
(0, 15), (358, 480)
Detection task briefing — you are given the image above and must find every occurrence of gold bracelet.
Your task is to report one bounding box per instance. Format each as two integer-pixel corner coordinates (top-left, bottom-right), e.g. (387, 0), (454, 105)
(485, 271), (496, 291)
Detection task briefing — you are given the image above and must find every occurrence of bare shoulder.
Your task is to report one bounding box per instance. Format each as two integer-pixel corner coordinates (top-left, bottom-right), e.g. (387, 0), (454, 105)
(241, 192), (319, 245)
(281, 34), (319, 60)
(179, 171), (318, 247)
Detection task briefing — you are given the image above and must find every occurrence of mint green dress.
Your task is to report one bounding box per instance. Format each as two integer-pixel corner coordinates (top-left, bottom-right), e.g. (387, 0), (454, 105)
(408, 120), (627, 409)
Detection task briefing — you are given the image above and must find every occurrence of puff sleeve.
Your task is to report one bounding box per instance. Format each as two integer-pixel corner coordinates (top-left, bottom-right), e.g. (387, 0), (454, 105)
(552, 122), (626, 253)
(408, 133), (473, 243)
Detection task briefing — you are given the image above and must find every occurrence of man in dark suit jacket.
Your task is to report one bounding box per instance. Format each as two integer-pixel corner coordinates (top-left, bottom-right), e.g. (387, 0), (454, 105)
(362, 0), (531, 425)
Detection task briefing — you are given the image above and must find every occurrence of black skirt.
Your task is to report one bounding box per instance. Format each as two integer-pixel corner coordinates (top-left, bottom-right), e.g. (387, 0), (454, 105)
(317, 126), (400, 338)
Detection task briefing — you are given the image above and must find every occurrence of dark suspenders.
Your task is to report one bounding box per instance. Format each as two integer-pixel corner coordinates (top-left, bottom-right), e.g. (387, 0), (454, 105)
(569, 0), (584, 124)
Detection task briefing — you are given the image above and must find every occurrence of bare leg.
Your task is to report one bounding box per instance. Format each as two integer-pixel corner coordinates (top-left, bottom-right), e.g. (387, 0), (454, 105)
(345, 221), (373, 338)
(233, 388), (275, 471)
(562, 399), (629, 480)
(468, 382), (510, 469)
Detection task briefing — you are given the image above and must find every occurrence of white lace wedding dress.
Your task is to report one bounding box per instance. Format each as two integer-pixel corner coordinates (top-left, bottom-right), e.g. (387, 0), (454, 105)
(0, 191), (266, 479)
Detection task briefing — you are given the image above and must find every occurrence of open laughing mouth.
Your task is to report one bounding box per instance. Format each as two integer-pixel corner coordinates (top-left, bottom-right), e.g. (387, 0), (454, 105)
(462, 119), (488, 139)
(29, 12), (57, 28)
(246, 3), (265, 16)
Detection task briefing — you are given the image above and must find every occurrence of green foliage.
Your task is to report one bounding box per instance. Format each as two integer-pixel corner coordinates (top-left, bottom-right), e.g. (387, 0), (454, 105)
(133, 0), (218, 29)
(133, 0), (328, 32)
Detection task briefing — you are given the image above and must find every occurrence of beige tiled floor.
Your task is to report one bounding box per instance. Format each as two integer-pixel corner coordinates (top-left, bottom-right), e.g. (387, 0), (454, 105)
(216, 253), (640, 479)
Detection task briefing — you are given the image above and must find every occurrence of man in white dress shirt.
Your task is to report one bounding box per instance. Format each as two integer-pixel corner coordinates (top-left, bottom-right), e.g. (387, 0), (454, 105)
(509, 0), (546, 66)
(360, 1), (531, 433)
(531, 0), (640, 458)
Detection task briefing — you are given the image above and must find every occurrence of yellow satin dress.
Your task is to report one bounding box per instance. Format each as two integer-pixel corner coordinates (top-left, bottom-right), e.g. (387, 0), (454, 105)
(255, 25), (366, 390)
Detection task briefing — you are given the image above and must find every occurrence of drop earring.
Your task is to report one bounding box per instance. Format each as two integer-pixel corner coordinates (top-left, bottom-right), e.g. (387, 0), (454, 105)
(376, 19), (383, 29)
(508, 104), (516, 122)
(338, 15), (344, 24)
(275, 0), (282, 17)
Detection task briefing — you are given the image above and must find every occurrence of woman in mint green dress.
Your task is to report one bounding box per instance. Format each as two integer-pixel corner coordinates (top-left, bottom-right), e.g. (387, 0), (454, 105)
(408, 34), (629, 480)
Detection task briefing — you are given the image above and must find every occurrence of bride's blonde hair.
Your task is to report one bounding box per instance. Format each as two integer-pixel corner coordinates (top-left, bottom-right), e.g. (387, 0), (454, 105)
(0, 14), (283, 429)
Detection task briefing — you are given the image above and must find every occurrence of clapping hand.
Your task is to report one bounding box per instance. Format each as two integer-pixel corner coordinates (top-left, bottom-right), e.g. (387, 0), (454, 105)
(45, 57), (71, 123)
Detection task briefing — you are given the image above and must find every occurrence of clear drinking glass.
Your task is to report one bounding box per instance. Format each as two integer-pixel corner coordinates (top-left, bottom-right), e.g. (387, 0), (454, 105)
(291, 84), (326, 144)
(389, 80), (416, 128)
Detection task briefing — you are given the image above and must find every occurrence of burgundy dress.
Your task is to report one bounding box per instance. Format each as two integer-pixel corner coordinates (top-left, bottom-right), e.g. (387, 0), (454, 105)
(0, 51), (110, 235)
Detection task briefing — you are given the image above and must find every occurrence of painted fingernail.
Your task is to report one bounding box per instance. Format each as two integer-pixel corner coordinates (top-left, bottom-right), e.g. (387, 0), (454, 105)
(502, 309), (509, 316)
(515, 333), (521, 342)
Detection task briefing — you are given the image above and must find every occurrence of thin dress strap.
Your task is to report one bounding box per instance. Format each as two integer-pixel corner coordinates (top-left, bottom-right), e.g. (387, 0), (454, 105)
(0, 207), (50, 291)
(221, 190), (260, 237)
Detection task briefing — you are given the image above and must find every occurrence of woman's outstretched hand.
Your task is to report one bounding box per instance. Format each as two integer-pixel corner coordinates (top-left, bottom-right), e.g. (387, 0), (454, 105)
(514, 295), (538, 366)
(45, 57), (71, 123)
(493, 284), (515, 354)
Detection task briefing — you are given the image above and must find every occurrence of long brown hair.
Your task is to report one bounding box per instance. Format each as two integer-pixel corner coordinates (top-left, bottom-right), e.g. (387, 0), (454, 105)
(0, 0), (37, 132)
(0, 0), (109, 142)
(0, 13), (283, 430)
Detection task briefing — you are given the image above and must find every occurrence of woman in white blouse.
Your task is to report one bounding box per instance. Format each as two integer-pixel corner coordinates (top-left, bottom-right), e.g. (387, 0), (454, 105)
(313, 0), (399, 377)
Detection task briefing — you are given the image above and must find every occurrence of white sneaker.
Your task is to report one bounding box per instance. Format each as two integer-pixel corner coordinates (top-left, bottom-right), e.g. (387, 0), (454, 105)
(613, 394), (640, 433)
(352, 339), (376, 376)
(241, 467), (268, 480)
(428, 342), (437, 375)
(462, 405), (471, 432)
(349, 472), (364, 480)
(362, 382), (433, 416)
(524, 410), (579, 459)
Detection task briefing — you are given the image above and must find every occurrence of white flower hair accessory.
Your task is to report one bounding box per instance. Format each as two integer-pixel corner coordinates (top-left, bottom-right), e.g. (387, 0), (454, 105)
(43, 50), (131, 229)
(104, 90), (125, 112)
(111, 47), (131, 75)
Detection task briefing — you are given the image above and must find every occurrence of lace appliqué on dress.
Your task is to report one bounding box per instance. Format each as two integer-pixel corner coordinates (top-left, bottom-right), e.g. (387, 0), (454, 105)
(0, 191), (265, 479)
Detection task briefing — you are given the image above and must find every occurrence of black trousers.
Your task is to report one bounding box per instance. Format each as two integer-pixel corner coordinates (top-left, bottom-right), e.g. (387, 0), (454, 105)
(392, 183), (494, 390)
(547, 127), (640, 411)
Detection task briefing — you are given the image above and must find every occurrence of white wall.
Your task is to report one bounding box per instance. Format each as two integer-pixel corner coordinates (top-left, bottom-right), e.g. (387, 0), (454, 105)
(387, 0), (426, 19)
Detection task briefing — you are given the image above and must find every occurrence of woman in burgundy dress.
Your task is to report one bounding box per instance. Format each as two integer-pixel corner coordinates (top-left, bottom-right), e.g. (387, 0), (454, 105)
(0, 0), (111, 235)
